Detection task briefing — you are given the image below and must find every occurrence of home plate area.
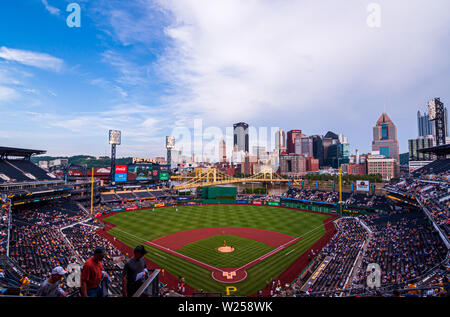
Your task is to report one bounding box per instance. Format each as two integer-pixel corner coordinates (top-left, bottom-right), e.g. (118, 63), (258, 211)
(212, 268), (248, 283)
(145, 227), (301, 283)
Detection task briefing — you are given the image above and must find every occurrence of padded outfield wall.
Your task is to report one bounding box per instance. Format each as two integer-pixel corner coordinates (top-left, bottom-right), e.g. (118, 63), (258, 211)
(202, 186), (237, 199)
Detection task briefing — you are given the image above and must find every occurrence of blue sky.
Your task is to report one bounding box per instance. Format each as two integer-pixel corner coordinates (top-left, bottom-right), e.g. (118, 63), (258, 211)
(0, 0), (449, 158)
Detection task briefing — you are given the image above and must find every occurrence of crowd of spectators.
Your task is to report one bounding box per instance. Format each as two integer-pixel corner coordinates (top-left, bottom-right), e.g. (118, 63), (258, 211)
(0, 202), (8, 255)
(0, 199), (186, 297)
(62, 224), (124, 295)
(385, 171), (449, 239)
(353, 210), (447, 292)
(284, 217), (368, 297)
(281, 206), (448, 297)
(283, 188), (390, 210)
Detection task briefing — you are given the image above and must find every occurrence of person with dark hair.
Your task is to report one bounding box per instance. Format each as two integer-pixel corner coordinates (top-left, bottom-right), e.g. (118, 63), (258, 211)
(80, 246), (106, 297)
(122, 245), (148, 297)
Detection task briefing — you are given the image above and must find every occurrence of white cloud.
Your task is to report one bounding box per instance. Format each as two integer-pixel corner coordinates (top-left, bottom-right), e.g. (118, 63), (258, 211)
(0, 86), (18, 102)
(148, 0), (450, 128)
(0, 46), (63, 72)
(41, 0), (60, 16)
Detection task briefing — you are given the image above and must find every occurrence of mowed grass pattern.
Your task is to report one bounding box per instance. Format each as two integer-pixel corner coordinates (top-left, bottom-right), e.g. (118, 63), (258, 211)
(105, 204), (331, 296)
(177, 234), (274, 268)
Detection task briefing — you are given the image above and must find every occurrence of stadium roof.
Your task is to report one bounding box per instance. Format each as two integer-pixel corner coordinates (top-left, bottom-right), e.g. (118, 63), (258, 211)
(0, 146), (46, 158)
(418, 143), (450, 155)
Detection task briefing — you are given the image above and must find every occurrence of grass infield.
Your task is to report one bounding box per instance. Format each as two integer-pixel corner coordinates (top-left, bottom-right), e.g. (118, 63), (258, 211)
(104, 204), (331, 296)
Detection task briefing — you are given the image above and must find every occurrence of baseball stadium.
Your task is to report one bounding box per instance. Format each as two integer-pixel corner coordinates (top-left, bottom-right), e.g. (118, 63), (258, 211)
(0, 144), (449, 298)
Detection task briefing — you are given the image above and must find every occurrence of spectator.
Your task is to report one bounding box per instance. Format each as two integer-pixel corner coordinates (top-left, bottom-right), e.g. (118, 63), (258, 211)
(122, 245), (148, 297)
(80, 246), (106, 297)
(36, 266), (67, 297)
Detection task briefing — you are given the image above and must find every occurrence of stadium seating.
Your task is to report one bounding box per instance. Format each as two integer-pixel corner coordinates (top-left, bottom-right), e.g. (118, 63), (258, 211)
(9, 160), (55, 181)
(352, 210), (447, 292)
(283, 188), (391, 210)
(413, 159), (450, 177)
(0, 160), (33, 182)
(0, 159), (55, 183)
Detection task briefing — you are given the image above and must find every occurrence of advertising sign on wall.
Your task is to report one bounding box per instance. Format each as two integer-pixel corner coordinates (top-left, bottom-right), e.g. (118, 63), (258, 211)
(115, 165), (128, 174)
(356, 180), (370, 192)
(115, 173), (127, 182)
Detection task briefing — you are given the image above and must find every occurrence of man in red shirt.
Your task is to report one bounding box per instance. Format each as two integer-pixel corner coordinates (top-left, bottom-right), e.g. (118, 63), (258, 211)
(81, 247), (106, 297)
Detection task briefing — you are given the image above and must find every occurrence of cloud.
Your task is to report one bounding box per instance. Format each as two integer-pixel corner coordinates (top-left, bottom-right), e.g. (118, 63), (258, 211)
(101, 50), (148, 86)
(0, 47), (63, 72)
(41, 0), (60, 16)
(0, 86), (18, 102)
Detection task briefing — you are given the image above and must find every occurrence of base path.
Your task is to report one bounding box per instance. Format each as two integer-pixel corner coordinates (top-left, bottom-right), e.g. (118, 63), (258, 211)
(145, 227), (302, 283)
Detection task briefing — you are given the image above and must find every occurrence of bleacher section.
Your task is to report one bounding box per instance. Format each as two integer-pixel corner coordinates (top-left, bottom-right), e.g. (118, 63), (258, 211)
(101, 194), (120, 203)
(0, 159), (55, 183)
(10, 160), (55, 180)
(413, 159), (450, 176)
(101, 190), (170, 203)
(0, 160), (31, 182)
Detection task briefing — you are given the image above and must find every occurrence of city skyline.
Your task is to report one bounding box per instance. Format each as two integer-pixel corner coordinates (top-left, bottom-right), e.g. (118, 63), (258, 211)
(0, 1), (449, 157)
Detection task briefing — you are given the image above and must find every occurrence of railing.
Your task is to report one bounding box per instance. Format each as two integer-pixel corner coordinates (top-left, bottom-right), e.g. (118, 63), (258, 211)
(132, 269), (161, 297)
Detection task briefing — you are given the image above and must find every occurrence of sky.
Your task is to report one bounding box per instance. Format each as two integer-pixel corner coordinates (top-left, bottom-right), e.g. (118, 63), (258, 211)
(0, 0), (449, 159)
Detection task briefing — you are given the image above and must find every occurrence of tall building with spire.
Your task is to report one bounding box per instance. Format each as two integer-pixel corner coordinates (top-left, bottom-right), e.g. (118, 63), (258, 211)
(372, 112), (400, 176)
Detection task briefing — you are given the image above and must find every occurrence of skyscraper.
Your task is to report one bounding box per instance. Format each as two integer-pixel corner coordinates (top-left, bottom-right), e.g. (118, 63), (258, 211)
(286, 130), (304, 154)
(233, 122), (249, 153)
(417, 107), (448, 138)
(301, 137), (313, 157)
(372, 112), (399, 176)
(275, 129), (286, 154)
(219, 138), (226, 163)
(310, 135), (324, 166)
(417, 111), (435, 137)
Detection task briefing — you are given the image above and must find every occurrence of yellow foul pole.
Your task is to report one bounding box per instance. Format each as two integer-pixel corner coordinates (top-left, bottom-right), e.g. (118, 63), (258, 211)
(90, 167), (94, 215)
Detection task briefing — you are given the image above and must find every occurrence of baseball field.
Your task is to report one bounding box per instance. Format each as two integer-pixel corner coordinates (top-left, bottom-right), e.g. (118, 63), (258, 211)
(102, 204), (334, 296)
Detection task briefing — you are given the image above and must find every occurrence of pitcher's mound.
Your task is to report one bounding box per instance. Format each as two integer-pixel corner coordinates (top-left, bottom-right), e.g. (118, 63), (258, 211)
(218, 246), (235, 253)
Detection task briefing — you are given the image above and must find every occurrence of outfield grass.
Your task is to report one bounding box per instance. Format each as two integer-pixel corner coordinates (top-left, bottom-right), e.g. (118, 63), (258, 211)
(177, 234), (274, 268)
(104, 204), (331, 296)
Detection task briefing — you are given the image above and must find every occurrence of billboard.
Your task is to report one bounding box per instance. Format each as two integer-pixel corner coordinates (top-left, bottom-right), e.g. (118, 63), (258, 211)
(115, 173), (127, 182)
(115, 165), (128, 174)
(160, 172), (169, 180)
(128, 165), (153, 181)
(356, 180), (370, 192)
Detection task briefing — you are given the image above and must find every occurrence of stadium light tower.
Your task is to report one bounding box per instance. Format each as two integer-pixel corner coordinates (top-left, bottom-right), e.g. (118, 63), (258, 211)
(109, 130), (121, 183)
(166, 136), (175, 168)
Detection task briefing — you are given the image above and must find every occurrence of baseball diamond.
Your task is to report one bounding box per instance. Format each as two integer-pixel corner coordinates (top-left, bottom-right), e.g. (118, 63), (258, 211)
(100, 204), (336, 296)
